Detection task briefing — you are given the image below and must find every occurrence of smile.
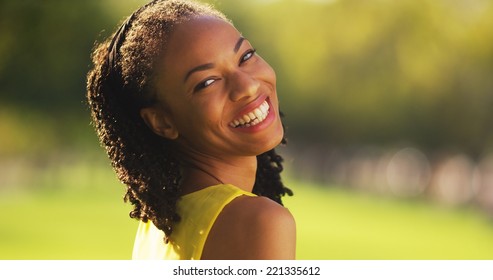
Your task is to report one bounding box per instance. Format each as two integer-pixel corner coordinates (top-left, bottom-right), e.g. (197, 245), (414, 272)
(229, 100), (270, 128)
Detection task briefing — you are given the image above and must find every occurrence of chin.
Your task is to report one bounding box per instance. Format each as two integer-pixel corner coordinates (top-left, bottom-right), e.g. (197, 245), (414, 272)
(258, 123), (285, 154)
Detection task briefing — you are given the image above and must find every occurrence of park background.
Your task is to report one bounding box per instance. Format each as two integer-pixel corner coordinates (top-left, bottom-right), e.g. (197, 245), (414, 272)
(1, 0), (493, 259)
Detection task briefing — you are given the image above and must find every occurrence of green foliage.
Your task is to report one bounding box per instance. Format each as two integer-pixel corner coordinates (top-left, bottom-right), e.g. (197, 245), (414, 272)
(0, 1), (103, 112)
(219, 0), (493, 154)
(1, 0), (492, 154)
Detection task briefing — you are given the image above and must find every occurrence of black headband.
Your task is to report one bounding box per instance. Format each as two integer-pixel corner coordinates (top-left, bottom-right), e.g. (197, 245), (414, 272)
(107, 0), (160, 74)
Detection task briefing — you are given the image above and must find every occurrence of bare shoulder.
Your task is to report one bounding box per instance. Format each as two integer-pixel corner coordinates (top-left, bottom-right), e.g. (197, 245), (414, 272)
(234, 196), (296, 231)
(201, 195), (296, 260)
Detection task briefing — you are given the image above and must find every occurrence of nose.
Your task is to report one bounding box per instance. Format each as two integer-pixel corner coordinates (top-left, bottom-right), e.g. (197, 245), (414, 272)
(228, 70), (260, 102)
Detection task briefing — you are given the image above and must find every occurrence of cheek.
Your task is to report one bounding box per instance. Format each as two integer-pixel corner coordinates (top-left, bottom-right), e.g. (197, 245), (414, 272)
(176, 99), (225, 135)
(266, 64), (277, 84)
(195, 96), (225, 122)
(257, 57), (277, 86)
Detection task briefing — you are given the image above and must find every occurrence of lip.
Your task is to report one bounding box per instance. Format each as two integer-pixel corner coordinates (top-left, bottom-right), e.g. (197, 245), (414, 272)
(229, 97), (276, 133)
(231, 95), (268, 123)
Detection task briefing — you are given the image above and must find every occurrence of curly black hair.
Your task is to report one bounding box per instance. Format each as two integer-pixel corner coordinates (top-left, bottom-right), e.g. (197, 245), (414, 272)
(86, 0), (292, 243)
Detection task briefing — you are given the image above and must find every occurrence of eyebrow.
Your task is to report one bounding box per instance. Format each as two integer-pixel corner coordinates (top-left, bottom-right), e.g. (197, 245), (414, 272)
(183, 37), (246, 82)
(234, 37), (245, 53)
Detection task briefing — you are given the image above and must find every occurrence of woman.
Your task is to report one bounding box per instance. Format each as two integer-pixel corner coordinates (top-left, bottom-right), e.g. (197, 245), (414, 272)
(87, 0), (295, 260)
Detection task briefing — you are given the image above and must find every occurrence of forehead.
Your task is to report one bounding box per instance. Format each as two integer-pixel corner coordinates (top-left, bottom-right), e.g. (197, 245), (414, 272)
(162, 16), (241, 72)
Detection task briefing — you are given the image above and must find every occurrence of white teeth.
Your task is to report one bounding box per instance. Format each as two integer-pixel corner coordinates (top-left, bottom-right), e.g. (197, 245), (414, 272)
(260, 104), (267, 114)
(254, 108), (262, 118)
(229, 100), (271, 128)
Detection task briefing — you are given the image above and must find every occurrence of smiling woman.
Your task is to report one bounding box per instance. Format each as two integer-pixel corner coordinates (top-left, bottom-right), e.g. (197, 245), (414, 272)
(86, 0), (294, 260)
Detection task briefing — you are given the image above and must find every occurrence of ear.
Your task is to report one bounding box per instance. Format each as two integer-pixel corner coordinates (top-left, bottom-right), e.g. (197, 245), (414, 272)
(140, 107), (179, 140)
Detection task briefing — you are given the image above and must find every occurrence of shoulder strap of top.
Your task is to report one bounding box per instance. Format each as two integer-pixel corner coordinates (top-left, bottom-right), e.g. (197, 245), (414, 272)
(132, 184), (256, 260)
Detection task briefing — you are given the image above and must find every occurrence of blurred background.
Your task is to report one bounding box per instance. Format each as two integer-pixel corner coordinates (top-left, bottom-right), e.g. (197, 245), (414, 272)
(1, 0), (493, 259)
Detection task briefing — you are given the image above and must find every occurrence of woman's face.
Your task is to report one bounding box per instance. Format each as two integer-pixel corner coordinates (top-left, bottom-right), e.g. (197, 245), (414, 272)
(152, 15), (283, 158)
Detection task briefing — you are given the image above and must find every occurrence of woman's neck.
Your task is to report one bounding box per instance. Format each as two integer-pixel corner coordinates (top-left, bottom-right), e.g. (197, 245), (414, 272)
(178, 149), (257, 195)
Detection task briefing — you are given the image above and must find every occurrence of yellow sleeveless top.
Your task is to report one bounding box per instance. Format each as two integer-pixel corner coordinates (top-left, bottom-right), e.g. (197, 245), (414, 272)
(132, 184), (256, 260)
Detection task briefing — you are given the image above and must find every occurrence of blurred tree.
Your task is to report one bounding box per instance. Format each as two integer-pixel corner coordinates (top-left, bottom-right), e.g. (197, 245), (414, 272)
(0, 0), (130, 114)
(218, 0), (493, 156)
(0, 0), (492, 156)
(0, 0), (145, 153)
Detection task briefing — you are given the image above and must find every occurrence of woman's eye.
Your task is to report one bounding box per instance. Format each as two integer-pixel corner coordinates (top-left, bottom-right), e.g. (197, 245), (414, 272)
(194, 78), (216, 92)
(240, 49), (256, 64)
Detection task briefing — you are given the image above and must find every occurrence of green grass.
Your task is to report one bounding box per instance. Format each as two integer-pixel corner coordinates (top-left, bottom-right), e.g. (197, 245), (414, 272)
(285, 181), (493, 259)
(1, 162), (493, 259)
(0, 190), (136, 259)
